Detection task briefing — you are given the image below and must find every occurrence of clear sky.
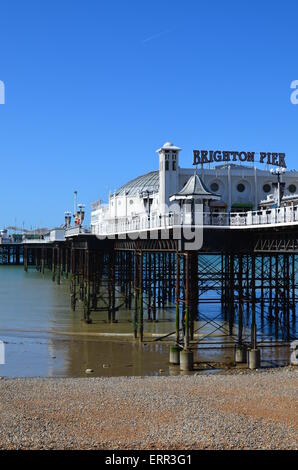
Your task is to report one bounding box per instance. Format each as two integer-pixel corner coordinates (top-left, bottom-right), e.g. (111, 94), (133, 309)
(0, 0), (298, 228)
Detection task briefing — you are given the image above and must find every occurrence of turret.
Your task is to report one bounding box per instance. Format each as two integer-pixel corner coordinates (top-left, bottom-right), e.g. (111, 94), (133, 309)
(156, 142), (181, 213)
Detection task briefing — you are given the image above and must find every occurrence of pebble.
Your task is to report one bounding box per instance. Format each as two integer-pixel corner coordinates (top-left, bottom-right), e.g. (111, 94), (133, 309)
(0, 367), (297, 450)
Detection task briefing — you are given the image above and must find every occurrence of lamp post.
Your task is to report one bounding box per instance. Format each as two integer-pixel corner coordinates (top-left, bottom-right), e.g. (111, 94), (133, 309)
(73, 191), (78, 220)
(143, 190), (151, 218)
(270, 167), (286, 208)
(77, 204), (85, 227)
(64, 211), (72, 228)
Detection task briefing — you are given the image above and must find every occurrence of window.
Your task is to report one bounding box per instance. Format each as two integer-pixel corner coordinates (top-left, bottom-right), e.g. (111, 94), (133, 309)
(237, 183), (245, 193)
(211, 182), (219, 192)
(263, 183), (271, 193)
(172, 161), (176, 171)
(289, 184), (297, 194)
(165, 160), (169, 171)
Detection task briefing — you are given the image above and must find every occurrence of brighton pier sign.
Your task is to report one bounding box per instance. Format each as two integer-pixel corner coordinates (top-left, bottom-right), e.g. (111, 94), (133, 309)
(193, 149), (287, 168)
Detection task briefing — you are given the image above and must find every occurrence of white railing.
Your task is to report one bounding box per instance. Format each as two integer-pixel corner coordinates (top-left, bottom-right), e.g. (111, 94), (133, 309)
(0, 239), (22, 245)
(92, 206), (298, 236)
(65, 226), (91, 237)
(22, 238), (47, 244)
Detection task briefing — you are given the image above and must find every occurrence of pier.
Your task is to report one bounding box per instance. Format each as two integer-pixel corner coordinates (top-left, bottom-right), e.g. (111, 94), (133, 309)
(3, 139), (298, 371)
(20, 206), (298, 371)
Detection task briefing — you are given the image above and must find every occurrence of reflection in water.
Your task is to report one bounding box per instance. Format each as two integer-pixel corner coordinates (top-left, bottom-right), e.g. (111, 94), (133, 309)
(0, 266), (295, 377)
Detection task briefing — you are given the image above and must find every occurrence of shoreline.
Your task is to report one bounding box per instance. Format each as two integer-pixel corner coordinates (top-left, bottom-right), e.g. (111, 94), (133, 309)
(0, 362), (295, 379)
(0, 367), (297, 450)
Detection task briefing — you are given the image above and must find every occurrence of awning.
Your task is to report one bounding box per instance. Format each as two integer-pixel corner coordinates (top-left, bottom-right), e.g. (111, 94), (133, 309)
(232, 202), (254, 209)
(210, 200), (227, 208)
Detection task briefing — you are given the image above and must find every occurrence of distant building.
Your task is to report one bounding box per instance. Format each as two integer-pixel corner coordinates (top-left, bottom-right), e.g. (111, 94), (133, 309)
(91, 142), (298, 234)
(0, 229), (11, 244)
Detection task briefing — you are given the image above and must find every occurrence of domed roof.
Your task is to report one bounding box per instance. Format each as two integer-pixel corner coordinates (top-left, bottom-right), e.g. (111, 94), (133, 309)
(156, 142), (181, 152)
(115, 171), (159, 197)
(163, 141), (174, 148)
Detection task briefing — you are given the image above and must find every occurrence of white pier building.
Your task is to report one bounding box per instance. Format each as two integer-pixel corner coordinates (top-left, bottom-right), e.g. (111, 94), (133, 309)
(91, 142), (298, 235)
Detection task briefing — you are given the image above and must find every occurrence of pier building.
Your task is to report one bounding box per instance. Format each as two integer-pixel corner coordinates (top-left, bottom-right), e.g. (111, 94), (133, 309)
(91, 142), (298, 236)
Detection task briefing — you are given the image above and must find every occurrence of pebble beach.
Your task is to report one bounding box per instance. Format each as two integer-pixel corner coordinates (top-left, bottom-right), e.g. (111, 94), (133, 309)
(0, 367), (297, 450)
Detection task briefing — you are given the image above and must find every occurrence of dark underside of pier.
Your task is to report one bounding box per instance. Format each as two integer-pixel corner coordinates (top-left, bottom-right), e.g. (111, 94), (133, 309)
(2, 224), (297, 368)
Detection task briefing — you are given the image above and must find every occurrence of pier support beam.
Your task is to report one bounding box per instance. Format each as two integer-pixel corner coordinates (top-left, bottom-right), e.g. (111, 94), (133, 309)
(249, 253), (261, 369)
(24, 246), (28, 272)
(138, 252), (144, 342)
(235, 254), (247, 364)
(175, 252), (181, 346)
(84, 250), (92, 324)
(134, 251), (139, 339)
(180, 253), (193, 371)
(56, 247), (61, 285)
(70, 248), (77, 311)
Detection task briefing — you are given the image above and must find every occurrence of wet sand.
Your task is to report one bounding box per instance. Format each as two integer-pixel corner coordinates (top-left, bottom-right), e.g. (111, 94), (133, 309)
(0, 367), (297, 450)
(0, 267), (293, 378)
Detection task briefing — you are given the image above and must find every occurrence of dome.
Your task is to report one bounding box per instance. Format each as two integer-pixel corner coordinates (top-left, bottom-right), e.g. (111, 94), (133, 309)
(156, 141), (181, 153)
(163, 141), (174, 148)
(114, 171), (159, 197)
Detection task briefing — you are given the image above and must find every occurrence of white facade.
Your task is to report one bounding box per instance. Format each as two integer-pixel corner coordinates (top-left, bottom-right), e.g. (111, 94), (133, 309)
(91, 142), (298, 235)
(0, 229), (11, 244)
(47, 229), (66, 242)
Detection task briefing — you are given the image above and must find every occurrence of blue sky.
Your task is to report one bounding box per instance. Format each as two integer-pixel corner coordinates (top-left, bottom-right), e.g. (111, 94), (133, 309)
(0, 0), (298, 228)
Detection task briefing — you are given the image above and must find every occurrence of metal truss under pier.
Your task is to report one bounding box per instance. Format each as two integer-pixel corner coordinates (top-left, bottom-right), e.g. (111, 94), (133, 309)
(0, 244), (22, 265)
(22, 225), (298, 368)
